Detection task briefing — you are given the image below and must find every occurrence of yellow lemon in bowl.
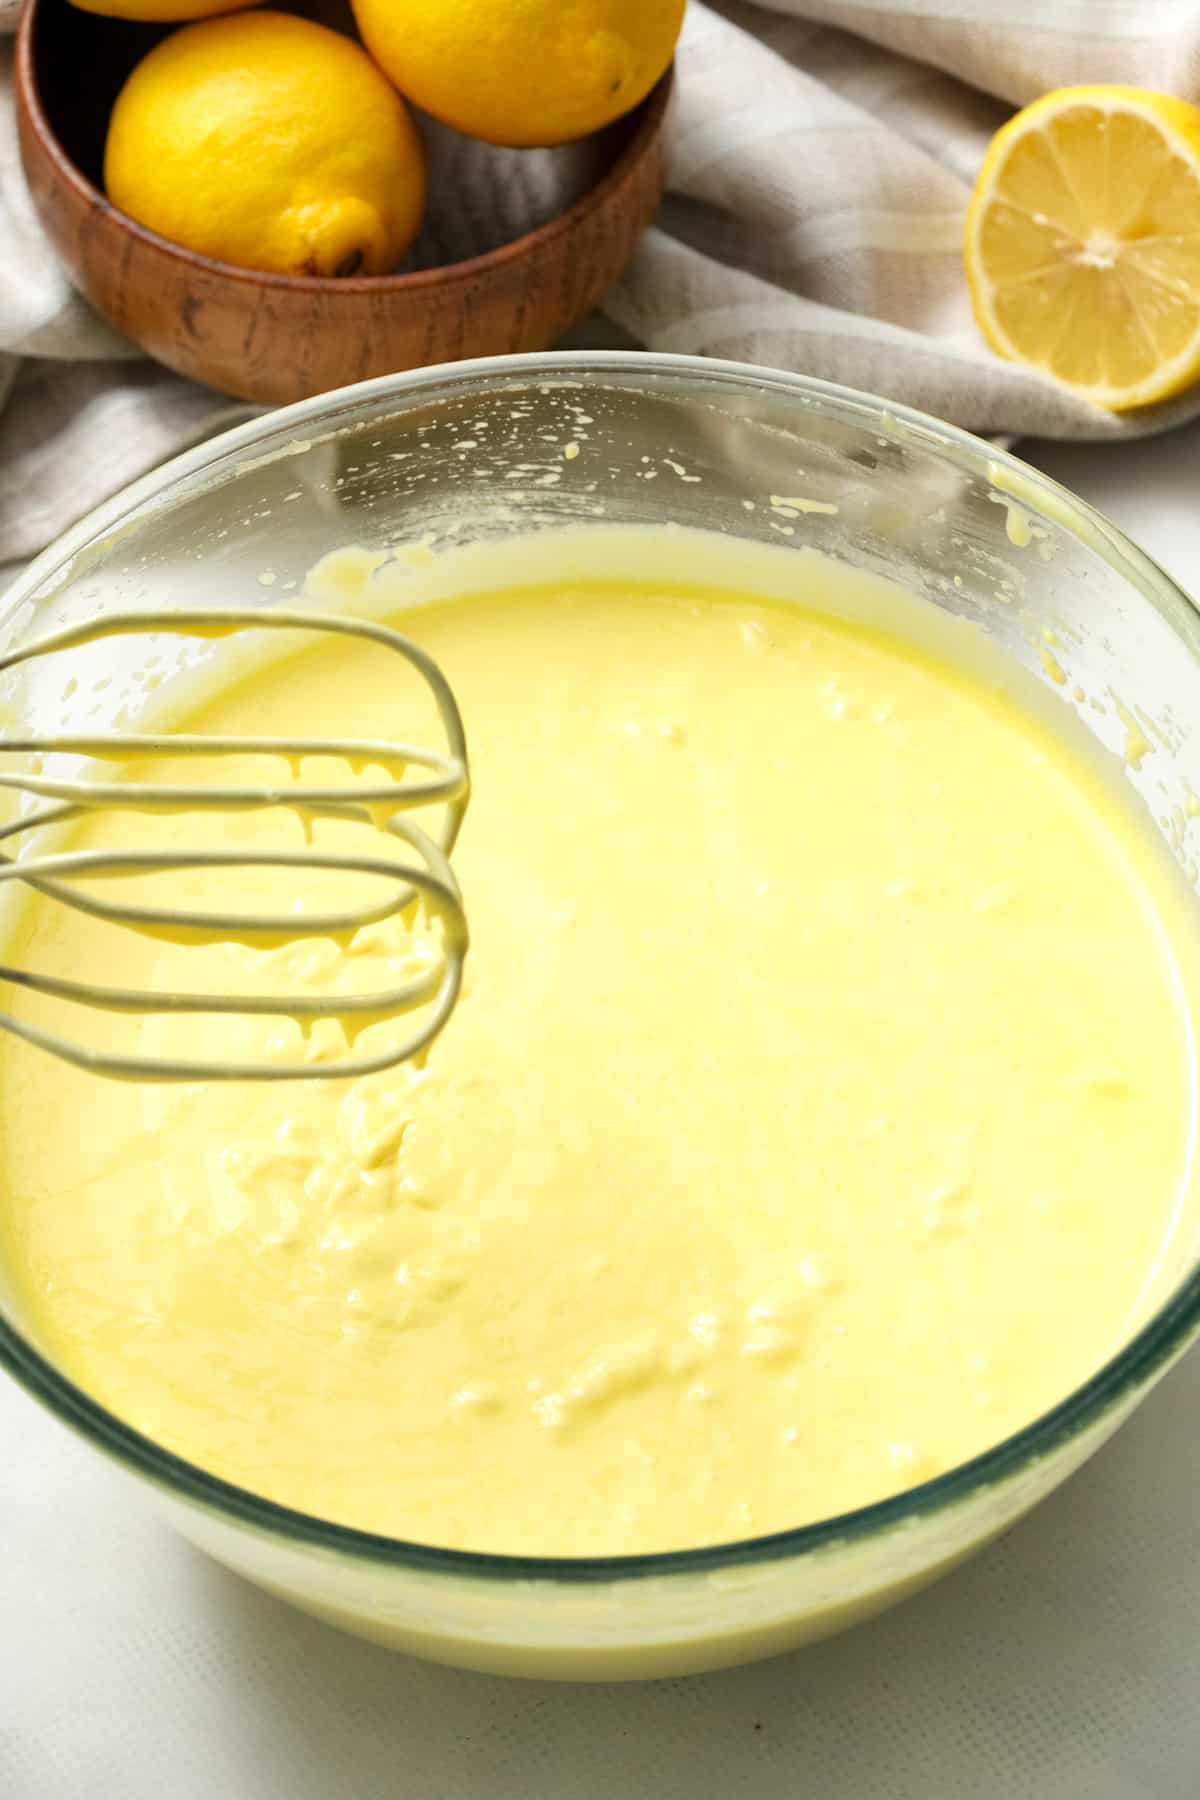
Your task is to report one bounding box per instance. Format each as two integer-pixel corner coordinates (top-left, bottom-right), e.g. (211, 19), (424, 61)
(966, 85), (1200, 411)
(69, 0), (257, 18)
(104, 11), (426, 278)
(350, 0), (685, 147)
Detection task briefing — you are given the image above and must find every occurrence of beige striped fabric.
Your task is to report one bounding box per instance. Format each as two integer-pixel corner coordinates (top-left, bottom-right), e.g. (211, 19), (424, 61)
(3, 0), (1200, 563)
(605, 0), (1200, 438)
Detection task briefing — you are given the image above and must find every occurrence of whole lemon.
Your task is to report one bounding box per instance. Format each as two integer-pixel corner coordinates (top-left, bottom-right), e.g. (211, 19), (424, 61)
(350, 0), (685, 147)
(69, 0), (258, 22)
(104, 13), (426, 277)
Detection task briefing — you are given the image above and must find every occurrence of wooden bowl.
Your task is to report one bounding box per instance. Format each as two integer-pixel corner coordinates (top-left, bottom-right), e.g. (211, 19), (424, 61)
(15, 0), (671, 406)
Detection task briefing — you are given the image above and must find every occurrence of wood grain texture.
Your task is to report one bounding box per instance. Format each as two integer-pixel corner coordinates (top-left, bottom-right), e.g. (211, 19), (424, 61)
(14, 0), (671, 406)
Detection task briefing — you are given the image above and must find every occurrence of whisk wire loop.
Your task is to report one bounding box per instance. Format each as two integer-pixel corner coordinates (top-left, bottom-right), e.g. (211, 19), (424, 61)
(0, 608), (470, 1081)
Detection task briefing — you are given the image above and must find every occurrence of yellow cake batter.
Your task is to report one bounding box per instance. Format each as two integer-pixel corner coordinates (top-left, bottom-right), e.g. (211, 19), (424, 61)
(0, 530), (1195, 1557)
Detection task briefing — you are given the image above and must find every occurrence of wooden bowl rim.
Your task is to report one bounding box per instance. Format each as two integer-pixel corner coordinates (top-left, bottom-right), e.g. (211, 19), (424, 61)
(15, 0), (672, 297)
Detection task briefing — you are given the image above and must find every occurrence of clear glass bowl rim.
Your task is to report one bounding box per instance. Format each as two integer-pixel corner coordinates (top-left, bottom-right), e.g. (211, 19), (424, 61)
(2, 349), (1198, 1585)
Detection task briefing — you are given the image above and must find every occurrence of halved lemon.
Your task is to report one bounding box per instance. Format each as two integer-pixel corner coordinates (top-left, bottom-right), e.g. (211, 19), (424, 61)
(965, 85), (1200, 411)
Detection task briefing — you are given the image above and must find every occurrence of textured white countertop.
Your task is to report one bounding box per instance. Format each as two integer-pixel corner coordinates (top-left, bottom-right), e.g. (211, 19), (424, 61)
(4, 420), (1200, 1800)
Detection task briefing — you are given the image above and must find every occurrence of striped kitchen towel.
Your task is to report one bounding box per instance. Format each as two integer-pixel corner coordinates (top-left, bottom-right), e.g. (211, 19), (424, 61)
(604, 0), (1200, 439)
(3, 0), (1200, 566)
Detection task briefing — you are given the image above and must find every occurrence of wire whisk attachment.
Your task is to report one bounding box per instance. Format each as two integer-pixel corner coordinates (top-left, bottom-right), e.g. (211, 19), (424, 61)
(0, 608), (469, 1081)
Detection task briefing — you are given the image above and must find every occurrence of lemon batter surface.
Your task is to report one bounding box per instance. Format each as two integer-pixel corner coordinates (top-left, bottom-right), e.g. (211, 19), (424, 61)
(1, 539), (1195, 1556)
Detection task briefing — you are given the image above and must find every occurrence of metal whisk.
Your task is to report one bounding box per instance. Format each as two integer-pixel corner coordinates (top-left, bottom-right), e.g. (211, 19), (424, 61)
(0, 609), (469, 1082)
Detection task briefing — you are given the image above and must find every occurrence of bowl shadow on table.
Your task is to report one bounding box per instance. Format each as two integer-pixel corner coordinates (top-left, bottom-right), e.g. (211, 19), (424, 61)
(179, 1352), (1200, 1800)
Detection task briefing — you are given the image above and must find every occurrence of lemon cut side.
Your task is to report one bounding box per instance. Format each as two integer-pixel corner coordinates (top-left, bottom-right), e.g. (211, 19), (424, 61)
(966, 86), (1200, 411)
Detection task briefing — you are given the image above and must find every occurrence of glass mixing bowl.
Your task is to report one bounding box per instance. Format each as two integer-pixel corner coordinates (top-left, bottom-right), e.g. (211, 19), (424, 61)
(2, 353), (1200, 1682)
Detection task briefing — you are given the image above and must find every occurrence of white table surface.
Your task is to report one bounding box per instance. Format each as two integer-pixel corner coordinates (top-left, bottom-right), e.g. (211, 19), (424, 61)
(5, 421), (1200, 1800)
